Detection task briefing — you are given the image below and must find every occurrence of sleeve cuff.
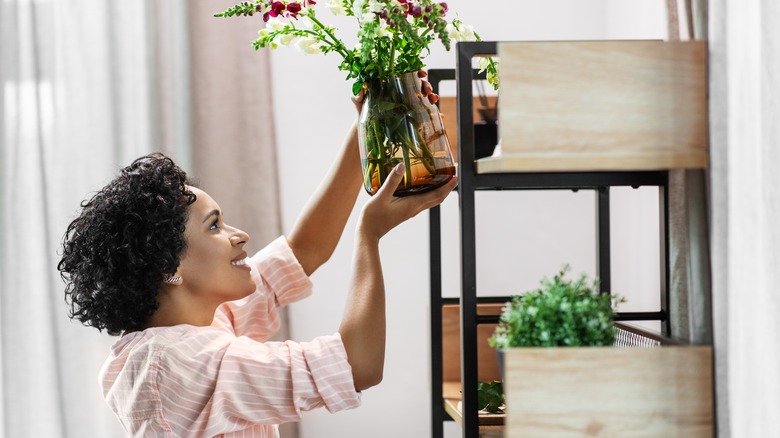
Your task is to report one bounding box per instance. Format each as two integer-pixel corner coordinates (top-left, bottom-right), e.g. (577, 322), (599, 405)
(297, 333), (362, 413)
(250, 236), (313, 307)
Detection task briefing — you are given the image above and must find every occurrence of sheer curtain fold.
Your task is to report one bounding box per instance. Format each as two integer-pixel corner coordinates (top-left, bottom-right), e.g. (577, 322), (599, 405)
(665, 0), (713, 345)
(709, 1), (780, 435)
(1, 1), (284, 436)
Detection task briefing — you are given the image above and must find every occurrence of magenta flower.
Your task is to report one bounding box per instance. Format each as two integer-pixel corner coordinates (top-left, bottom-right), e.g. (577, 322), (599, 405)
(286, 2), (302, 17)
(270, 1), (285, 17)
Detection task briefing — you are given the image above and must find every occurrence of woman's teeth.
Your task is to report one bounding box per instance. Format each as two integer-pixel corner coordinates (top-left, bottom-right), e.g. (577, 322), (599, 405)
(231, 258), (248, 266)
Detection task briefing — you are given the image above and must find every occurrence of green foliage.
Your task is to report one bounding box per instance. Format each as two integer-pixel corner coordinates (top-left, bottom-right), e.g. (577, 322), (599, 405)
(489, 266), (623, 348)
(477, 381), (504, 414)
(215, 0), (499, 94)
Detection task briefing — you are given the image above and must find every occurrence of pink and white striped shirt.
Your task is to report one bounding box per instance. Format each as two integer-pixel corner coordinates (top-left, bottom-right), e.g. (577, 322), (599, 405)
(100, 236), (361, 437)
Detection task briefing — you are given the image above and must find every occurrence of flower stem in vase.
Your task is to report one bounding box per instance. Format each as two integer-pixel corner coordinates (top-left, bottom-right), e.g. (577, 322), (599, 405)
(358, 72), (455, 197)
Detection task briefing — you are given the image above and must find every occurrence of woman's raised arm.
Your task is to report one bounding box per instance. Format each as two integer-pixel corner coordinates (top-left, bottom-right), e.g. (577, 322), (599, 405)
(339, 164), (457, 390)
(286, 118), (364, 276)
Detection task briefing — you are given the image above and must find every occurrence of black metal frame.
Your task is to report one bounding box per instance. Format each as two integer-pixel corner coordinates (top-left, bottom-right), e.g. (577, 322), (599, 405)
(427, 41), (672, 438)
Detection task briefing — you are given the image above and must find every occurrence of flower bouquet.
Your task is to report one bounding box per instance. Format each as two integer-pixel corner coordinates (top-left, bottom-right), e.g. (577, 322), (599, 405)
(216, 0), (498, 195)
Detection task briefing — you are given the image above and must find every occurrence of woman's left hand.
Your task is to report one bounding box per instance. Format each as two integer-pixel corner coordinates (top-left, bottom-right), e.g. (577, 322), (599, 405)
(418, 70), (439, 105)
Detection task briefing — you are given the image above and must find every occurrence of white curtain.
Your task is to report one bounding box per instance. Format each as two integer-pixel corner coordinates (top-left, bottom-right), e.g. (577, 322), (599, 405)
(1, 1), (184, 435)
(709, 0), (780, 436)
(0, 1), (285, 436)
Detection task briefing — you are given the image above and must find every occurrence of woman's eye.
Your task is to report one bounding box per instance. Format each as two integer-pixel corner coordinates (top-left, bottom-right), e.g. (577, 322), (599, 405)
(209, 219), (219, 230)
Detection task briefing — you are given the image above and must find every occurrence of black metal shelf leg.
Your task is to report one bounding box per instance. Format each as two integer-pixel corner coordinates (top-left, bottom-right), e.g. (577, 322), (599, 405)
(597, 187), (612, 294)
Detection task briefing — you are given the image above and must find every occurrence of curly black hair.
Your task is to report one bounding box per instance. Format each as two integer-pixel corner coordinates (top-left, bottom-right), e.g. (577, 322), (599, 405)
(58, 153), (197, 335)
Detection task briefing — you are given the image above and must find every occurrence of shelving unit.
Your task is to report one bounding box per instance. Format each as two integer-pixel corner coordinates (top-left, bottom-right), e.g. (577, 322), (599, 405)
(426, 40), (705, 438)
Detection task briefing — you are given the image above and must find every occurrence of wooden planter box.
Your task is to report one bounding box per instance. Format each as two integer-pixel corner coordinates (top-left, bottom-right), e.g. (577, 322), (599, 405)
(504, 341), (713, 436)
(479, 40), (708, 173)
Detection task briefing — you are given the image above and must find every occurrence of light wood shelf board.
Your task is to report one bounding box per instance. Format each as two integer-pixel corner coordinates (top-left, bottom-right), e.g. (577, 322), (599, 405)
(495, 40), (708, 172)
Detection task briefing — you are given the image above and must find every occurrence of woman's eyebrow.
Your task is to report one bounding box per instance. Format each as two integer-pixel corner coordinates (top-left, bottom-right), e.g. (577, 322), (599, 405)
(202, 209), (221, 223)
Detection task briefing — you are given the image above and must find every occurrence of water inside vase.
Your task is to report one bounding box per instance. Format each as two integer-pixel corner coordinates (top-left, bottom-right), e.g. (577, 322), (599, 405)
(362, 156), (455, 197)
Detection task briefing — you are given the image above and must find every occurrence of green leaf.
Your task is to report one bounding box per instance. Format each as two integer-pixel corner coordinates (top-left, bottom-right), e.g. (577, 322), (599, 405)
(477, 381), (504, 414)
(352, 81), (363, 96)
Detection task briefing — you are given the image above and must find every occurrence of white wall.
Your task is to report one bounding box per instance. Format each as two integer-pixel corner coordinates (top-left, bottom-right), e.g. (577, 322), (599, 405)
(269, 1), (666, 436)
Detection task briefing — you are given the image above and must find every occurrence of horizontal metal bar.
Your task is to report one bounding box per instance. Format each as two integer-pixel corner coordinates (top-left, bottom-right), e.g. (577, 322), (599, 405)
(456, 41), (498, 58)
(615, 311), (667, 321)
(473, 171), (668, 189)
(441, 296), (512, 305)
(476, 315), (501, 325)
(427, 68), (486, 83)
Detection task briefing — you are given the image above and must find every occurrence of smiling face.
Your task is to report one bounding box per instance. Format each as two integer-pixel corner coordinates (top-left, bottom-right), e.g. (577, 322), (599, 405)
(175, 187), (255, 308)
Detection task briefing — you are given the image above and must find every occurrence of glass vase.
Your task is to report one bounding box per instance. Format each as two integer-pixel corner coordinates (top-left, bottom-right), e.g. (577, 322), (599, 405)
(358, 72), (456, 196)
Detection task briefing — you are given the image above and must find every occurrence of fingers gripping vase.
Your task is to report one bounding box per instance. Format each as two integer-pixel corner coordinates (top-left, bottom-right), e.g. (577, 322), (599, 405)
(358, 72), (456, 196)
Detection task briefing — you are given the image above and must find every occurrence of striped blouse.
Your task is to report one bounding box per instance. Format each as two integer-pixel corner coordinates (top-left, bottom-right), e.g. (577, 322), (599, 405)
(100, 236), (361, 437)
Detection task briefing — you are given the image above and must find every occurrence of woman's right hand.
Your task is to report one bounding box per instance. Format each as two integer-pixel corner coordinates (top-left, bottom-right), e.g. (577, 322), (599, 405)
(358, 163), (457, 240)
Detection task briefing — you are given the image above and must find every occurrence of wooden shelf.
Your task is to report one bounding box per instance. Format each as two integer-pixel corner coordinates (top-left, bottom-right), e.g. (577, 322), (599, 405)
(493, 40), (708, 173)
(503, 346), (713, 436)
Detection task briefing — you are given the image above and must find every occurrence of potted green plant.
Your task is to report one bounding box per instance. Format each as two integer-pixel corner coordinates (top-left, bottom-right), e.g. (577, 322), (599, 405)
(488, 266), (714, 436)
(215, 0), (498, 196)
(489, 266), (619, 379)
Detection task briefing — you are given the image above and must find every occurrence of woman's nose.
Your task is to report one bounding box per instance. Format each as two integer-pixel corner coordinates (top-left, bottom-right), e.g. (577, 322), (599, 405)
(229, 227), (250, 246)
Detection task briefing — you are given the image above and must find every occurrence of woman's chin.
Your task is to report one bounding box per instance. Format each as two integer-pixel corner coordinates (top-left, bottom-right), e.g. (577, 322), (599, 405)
(240, 282), (256, 298)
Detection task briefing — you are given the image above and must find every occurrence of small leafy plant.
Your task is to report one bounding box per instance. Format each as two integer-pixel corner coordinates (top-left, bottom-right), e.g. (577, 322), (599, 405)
(477, 380), (504, 414)
(489, 266), (623, 349)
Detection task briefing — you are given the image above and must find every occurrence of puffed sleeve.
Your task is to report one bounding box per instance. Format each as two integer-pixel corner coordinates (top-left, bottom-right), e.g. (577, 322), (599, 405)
(212, 236), (313, 340)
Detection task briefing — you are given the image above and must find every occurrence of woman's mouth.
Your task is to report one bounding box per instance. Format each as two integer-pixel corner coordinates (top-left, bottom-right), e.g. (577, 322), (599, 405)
(231, 257), (248, 267)
(231, 255), (251, 271)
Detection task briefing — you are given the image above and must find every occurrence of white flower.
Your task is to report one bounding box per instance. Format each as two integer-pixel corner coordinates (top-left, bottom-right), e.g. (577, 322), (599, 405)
(295, 37), (323, 54)
(446, 21), (476, 42)
(527, 306), (538, 316)
(476, 57), (491, 73)
(376, 20), (391, 37)
(327, 0), (347, 16)
(265, 18), (286, 32)
(353, 0), (366, 16)
(276, 33), (296, 46)
(368, 0), (385, 13)
(299, 16), (314, 29)
(353, 0), (378, 23)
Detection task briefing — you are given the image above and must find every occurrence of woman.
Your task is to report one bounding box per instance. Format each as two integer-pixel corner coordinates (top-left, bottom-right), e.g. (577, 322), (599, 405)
(58, 113), (456, 436)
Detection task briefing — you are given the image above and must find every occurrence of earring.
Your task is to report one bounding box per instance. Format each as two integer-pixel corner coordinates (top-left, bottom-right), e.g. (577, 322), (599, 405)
(164, 276), (182, 284)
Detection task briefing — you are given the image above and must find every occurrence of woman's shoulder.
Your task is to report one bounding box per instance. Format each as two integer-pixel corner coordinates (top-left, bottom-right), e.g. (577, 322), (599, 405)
(111, 324), (230, 357)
